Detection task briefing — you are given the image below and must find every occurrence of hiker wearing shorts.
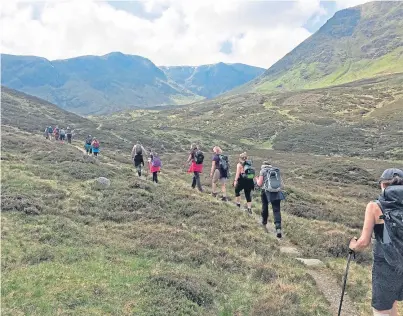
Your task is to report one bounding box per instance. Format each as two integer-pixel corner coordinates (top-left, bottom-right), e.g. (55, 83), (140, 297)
(210, 146), (228, 201)
(187, 144), (204, 192)
(131, 142), (146, 177)
(255, 161), (285, 238)
(234, 152), (255, 214)
(349, 168), (403, 316)
(60, 128), (66, 141)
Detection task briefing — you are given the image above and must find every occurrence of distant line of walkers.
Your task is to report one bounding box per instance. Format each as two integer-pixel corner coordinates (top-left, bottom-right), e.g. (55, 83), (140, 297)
(44, 125), (72, 143)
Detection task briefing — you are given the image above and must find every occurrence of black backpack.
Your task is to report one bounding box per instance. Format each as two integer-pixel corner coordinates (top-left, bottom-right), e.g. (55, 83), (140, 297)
(218, 155), (229, 177)
(376, 185), (403, 272)
(194, 150), (204, 164)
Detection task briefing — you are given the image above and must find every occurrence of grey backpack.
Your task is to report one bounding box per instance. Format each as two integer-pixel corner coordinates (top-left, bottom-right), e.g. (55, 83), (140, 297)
(263, 167), (282, 192)
(135, 144), (143, 155)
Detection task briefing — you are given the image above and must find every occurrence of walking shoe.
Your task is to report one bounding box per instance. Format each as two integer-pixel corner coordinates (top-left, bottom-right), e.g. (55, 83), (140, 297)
(236, 203), (241, 208)
(247, 208), (252, 215)
(276, 228), (282, 239)
(211, 192), (217, 198)
(221, 196), (228, 202)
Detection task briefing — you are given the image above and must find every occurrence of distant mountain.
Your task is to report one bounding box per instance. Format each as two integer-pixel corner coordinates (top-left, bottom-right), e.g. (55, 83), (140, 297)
(247, 1), (403, 92)
(1, 52), (201, 115)
(161, 63), (265, 98)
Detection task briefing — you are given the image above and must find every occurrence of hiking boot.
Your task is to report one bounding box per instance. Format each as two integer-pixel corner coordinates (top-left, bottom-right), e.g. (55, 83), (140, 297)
(246, 208), (252, 215)
(236, 203), (241, 208)
(221, 196), (228, 202)
(211, 192), (217, 198)
(276, 229), (282, 239)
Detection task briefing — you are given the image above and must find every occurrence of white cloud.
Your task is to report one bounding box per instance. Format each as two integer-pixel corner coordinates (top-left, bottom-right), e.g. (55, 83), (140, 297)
(0, 0), (372, 68)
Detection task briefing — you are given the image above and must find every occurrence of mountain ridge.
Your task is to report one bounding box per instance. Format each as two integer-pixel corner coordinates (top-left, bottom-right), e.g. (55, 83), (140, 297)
(1, 53), (263, 115)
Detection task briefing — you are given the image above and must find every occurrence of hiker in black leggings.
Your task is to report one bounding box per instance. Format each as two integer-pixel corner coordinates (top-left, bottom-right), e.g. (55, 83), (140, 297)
(234, 152), (254, 214)
(349, 168), (403, 316)
(255, 161), (285, 238)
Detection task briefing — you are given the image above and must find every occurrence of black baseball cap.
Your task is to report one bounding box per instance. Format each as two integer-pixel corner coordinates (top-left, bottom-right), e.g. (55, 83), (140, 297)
(379, 168), (403, 182)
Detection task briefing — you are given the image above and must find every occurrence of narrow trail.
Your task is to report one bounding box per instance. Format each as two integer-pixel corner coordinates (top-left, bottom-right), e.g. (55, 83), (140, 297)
(262, 218), (358, 316)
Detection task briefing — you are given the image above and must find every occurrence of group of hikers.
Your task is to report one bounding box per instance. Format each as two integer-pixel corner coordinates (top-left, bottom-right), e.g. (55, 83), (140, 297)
(186, 144), (284, 237)
(44, 125), (72, 143)
(131, 142), (161, 183)
(84, 135), (101, 157)
(41, 128), (403, 314)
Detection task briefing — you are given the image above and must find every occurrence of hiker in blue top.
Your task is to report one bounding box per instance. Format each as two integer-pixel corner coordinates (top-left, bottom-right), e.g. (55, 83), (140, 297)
(91, 138), (100, 157)
(349, 168), (403, 316)
(84, 135), (92, 155)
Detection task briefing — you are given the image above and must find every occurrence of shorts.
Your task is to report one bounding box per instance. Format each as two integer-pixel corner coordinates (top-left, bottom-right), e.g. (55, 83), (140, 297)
(372, 259), (403, 310)
(213, 169), (227, 184)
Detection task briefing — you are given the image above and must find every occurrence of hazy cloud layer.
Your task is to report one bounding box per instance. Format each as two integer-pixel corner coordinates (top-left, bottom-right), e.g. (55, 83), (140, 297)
(1, 0), (370, 67)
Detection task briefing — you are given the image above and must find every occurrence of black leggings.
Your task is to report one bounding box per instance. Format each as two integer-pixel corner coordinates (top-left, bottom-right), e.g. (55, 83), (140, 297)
(235, 179), (253, 202)
(261, 191), (281, 229)
(152, 172), (158, 183)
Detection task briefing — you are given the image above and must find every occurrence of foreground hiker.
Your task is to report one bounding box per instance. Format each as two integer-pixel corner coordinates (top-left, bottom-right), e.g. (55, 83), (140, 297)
(84, 135), (92, 155)
(234, 152), (255, 214)
(149, 152), (161, 183)
(131, 142), (146, 177)
(91, 138), (100, 157)
(210, 146), (229, 201)
(187, 144), (204, 192)
(255, 160), (285, 238)
(349, 168), (403, 316)
(66, 126), (72, 144)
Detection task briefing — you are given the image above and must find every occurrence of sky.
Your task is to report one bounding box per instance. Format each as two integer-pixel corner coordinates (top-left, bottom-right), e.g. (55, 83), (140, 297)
(1, 0), (372, 68)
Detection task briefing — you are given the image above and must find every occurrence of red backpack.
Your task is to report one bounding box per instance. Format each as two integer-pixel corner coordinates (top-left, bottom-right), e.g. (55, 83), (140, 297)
(92, 140), (99, 149)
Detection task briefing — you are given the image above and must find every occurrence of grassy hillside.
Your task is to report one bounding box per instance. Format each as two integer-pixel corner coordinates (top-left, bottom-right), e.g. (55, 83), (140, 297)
(247, 1), (403, 92)
(1, 88), (332, 315)
(161, 63), (265, 98)
(1, 53), (202, 115)
(2, 85), (403, 315)
(99, 73), (403, 161)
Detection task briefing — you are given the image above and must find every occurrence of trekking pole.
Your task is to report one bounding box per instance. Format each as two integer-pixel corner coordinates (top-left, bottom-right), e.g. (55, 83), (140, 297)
(338, 249), (355, 316)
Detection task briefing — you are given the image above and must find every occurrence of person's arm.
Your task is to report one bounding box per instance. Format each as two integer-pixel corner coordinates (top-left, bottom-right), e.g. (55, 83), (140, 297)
(210, 160), (215, 178)
(187, 153), (192, 163)
(256, 175), (264, 187)
(349, 202), (377, 251)
(131, 145), (135, 158)
(234, 164), (241, 186)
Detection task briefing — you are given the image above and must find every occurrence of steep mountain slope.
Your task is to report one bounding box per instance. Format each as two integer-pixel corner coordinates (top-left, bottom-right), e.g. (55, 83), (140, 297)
(1, 53), (201, 115)
(248, 1), (403, 92)
(161, 63), (265, 98)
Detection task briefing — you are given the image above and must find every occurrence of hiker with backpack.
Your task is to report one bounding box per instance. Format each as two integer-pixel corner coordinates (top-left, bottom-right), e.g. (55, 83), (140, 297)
(66, 126), (72, 144)
(348, 168), (403, 316)
(187, 144), (204, 192)
(233, 152), (255, 214)
(84, 135), (92, 155)
(91, 138), (100, 157)
(46, 126), (53, 140)
(210, 146), (229, 201)
(131, 142), (147, 177)
(60, 128), (66, 142)
(53, 126), (60, 141)
(149, 152), (162, 183)
(255, 161), (285, 238)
